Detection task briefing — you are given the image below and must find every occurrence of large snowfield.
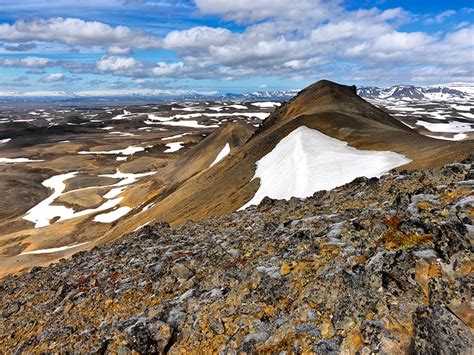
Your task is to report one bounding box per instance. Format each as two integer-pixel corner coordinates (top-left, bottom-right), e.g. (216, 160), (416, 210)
(23, 170), (155, 228)
(241, 126), (411, 209)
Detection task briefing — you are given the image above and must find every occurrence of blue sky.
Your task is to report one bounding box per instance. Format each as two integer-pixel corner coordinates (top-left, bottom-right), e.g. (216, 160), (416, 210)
(0, 0), (472, 95)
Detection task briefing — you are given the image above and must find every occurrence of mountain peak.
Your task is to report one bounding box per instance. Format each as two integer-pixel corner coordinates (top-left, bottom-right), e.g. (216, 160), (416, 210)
(257, 79), (410, 133)
(301, 79), (357, 95)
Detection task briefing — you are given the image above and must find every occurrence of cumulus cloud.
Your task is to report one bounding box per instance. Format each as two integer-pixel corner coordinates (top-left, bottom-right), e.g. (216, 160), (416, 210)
(96, 56), (138, 72)
(39, 73), (64, 83)
(156, 4), (473, 82)
(424, 10), (457, 24)
(95, 56), (185, 78)
(195, 0), (337, 23)
(164, 26), (233, 50)
(0, 2), (472, 86)
(0, 56), (54, 68)
(3, 42), (37, 51)
(444, 25), (474, 46)
(151, 62), (184, 76)
(0, 17), (160, 51)
(106, 46), (133, 55)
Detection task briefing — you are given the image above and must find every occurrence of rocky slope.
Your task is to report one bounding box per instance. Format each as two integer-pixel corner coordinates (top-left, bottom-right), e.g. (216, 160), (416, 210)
(1, 155), (472, 353)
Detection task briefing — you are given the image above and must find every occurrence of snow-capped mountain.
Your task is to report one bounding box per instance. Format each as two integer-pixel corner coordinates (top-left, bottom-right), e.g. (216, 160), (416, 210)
(224, 90), (299, 100)
(358, 84), (470, 101)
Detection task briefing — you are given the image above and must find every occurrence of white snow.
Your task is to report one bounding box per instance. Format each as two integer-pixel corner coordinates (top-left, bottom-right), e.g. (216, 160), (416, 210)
(133, 221), (151, 231)
(459, 112), (474, 119)
(0, 138), (11, 144)
(146, 111), (270, 125)
(99, 170), (155, 186)
(20, 242), (89, 255)
(145, 120), (219, 128)
(252, 102), (281, 108)
(210, 143), (230, 167)
(226, 104), (248, 110)
(24, 170), (155, 228)
(164, 142), (184, 153)
(451, 104), (472, 111)
(415, 120), (473, 133)
(162, 132), (191, 140)
(24, 172), (79, 228)
(426, 133), (468, 141)
(147, 114), (175, 122)
(111, 110), (133, 120)
(0, 157), (43, 164)
(240, 126), (411, 209)
(103, 186), (126, 199)
(78, 146), (145, 156)
(109, 132), (136, 137)
(94, 206), (132, 223)
(14, 119), (35, 122)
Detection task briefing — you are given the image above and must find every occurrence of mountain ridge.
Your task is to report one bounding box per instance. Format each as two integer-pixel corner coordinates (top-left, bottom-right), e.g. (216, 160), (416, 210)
(1, 83), (473, 102)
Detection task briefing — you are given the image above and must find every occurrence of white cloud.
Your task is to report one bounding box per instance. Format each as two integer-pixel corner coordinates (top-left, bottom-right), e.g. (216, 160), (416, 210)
(151, 62), (183, 76)
(96, 56), (138, 72)
(0, 17), (160, 50)
(0, 4), (471, 85)
(106, 46), (133, 55)
(39, 73), (64, 83)
(164, 26), (233, 50)
(195, 0), (337, 23)
(0, 56), (54, 68)
(444, 25), (474, 46)
(424, 10), (457, 24)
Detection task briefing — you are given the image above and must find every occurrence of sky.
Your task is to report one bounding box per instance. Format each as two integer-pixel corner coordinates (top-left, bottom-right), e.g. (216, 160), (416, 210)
(0, 0), (473, 96)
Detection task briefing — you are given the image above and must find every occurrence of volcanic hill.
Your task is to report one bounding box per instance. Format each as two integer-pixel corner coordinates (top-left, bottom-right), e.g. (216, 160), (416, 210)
(99, 80), (474, 239)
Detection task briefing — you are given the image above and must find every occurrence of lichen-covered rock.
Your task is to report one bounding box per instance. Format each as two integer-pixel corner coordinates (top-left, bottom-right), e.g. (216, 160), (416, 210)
(0, 156), (472, 353)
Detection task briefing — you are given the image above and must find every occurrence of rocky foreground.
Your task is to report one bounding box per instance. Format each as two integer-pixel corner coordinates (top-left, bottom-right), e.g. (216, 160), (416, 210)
(1, 157), (473, 353)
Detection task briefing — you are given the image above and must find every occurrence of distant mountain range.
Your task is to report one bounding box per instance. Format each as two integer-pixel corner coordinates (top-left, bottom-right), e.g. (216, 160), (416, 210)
(357, 84), (474, 101)
(0, 84), (473, 103)
(223, 90), (300, 100)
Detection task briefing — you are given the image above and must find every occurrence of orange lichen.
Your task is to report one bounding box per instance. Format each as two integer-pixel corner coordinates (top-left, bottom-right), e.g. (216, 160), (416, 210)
(382, 216), (432, 250)
(440, 187), (471, 204)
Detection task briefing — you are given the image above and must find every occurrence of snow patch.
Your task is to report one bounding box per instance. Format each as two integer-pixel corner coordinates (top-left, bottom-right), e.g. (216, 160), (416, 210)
(240, 126), (411, 209)
(162, 132), (191, 140)
(78, 146), (145, 156)
(0, 157), (43, 164)
(164, 142), (184, 153)
(415, 120), (473, 133)
(426, 133), (467, 141)
(145, 120), (218, 128)
(20, 242), (89, 255)
(252, 102), (281, 108)
(24, 170), (155, 228)
(94, 206), (132, 223)
(210, 143), (230, 167)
